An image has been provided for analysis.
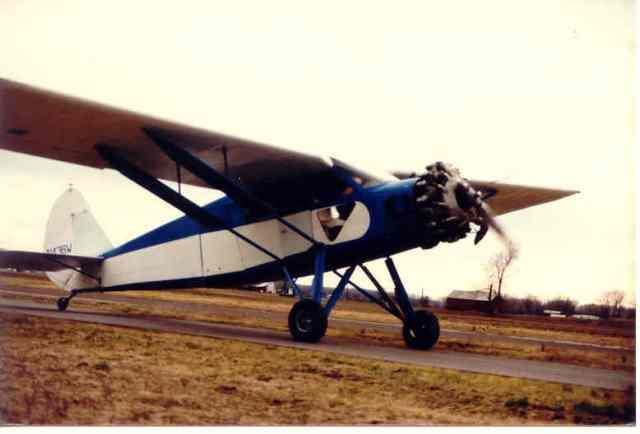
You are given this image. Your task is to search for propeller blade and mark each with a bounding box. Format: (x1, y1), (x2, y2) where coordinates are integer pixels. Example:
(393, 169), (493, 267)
(477, 202), (517, 256)
(413, 161), (517, 256)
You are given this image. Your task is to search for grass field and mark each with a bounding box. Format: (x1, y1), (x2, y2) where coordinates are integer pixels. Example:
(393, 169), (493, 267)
(123, 287), (636, 348)
(3, 272), (633, 344)
(0, 313), (634, 425)
(0, 272), (635, 373)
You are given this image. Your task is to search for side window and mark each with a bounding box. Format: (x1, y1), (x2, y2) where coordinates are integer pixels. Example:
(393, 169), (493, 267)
(317, 202), (356, 241)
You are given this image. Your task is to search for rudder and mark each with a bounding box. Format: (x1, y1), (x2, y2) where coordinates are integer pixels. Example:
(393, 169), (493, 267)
(44, 187), (112, 290)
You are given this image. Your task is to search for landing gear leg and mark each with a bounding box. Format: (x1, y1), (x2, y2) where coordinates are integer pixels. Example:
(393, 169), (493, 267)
(283, 246), (329, 342)
(385, 257), (440, 350)
(283, 247), (356, 343)
(342, 258), (440, 350)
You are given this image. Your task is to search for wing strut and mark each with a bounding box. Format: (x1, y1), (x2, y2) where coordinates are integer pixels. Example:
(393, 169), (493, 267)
(95, 144), (282, 263)
(95, 142), (326, 304)
(143, 127), (319, 247)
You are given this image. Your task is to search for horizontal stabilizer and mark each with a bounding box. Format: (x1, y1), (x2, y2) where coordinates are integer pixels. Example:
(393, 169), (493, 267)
(0, 250), (103, 272)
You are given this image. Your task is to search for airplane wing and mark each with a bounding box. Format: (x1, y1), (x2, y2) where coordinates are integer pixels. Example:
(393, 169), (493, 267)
(1, 79), (575, 217)
(1, 79), (381, 213)
(391, 170), (577, 217)
(0, 250), (103, 272)
(468, 180), (578, 216)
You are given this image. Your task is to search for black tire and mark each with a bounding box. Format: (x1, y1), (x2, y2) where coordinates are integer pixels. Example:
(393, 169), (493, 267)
(402, 310), (440, 350)
(56, 297), (69, 312)
(288, 299), (328, 343)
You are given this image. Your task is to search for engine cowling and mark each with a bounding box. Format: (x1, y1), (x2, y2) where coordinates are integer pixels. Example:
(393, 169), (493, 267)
(413, 162), (490, 249)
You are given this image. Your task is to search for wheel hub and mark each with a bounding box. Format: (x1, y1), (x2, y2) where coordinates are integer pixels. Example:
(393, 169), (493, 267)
(288, 299), (328, 343)
(294, 310), (314, 333)
(403, 310), (440, 350)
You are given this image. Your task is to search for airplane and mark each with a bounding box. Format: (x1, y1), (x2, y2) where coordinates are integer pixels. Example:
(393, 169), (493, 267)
(0, 78), (577, 350)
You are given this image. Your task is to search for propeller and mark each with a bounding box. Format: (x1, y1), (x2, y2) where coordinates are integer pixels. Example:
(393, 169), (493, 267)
(474, 199), (517, 256)
(455, 177), (517, 258)
(413, 162), (517, 256)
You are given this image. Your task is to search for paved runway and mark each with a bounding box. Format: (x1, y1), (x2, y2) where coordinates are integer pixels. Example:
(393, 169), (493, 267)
(0, 298), (634, 391)
(0, 286), (632, 354)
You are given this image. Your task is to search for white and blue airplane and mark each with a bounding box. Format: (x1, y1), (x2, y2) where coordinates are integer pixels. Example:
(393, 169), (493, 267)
(0, 79), (577, 349)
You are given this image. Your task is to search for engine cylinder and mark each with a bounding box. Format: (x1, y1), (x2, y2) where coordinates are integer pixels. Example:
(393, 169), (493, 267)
(413, 162), (483, 249)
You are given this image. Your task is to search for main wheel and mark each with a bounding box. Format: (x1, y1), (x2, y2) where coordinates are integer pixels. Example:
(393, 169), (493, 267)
(288, 299), (328, 343)
(402, 310), (440, 350)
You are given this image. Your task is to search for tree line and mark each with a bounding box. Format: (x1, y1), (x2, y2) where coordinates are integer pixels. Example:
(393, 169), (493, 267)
(479, 250), (634, 319)
(418, 290), (634, 319)
(497, 291), (634, 319)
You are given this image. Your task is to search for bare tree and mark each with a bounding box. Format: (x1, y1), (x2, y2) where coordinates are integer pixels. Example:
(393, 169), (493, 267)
(487, 248), (518, 300)
(599, 290), (626, 318)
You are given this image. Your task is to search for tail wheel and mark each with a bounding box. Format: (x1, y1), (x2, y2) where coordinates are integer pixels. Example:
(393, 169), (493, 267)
(56, 297), (69, 312)
(403, 310), (440, 350)
(288, 299), (328, 343)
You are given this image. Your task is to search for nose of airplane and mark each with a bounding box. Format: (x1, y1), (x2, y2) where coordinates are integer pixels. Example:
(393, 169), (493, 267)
(413, 162), (513, 250)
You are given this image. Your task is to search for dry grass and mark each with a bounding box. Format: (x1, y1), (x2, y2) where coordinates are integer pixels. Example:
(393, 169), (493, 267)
(0, 313), (634, 425)
(112, 287), (636, 347)
(0, 272), (635, 372)
(3, 271), (635, 338)
(2, 289), (635, 372)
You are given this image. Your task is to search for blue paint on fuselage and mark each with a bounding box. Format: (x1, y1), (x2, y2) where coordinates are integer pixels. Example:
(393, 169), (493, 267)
(99, 176), (421, 290)
(101, 197), (233, 259)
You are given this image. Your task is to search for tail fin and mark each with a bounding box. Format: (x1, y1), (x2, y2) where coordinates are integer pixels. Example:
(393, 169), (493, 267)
(44, 188), (112, 290)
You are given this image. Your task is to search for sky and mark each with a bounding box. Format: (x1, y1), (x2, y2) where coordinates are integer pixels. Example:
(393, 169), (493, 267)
(0, 0), (635, 305)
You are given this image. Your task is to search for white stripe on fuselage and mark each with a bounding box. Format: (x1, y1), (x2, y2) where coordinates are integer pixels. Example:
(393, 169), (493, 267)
(100, 202), (370, 288)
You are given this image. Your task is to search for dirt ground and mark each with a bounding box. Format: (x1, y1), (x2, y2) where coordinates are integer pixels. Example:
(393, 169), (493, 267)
(0, 313), (635, 425)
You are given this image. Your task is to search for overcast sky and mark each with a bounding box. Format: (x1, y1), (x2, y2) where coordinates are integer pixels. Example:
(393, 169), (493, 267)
(0, 0), (635, 305)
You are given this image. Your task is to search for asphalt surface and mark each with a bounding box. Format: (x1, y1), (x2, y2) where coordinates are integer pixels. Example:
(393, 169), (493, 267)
(0, 297), (634, 391)
(0, 286), (632, 354)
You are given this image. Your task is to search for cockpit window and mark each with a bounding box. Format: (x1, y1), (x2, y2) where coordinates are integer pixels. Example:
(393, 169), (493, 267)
(317, 202), (356, 241)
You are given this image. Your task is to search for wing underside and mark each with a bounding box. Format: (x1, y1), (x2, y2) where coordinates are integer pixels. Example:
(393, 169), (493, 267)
(1, 78), (577, 217)
(0, 78), (347, 212)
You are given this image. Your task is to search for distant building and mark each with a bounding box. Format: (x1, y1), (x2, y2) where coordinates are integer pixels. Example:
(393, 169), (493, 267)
(572, 314), (600, 320)
(543, 309), (564, 317)
(241, 282), (276, 294)
(445, 289), (499, 312)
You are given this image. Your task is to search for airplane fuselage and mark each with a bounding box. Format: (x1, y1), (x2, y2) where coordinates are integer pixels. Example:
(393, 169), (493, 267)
(94, 177), (422, 291)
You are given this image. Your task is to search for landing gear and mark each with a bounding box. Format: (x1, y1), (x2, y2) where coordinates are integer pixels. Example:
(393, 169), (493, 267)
(402, 310), (440, 350)
(288, 299), (328, 342)
(333, 258), (441, 350)
(283, 249), (440, 350)
(56, 297), (70, 312)
(56, 290), (78, 312)
(284, 249), (355, 344)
